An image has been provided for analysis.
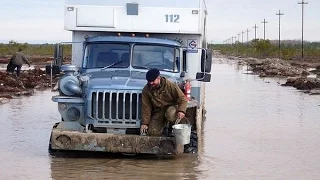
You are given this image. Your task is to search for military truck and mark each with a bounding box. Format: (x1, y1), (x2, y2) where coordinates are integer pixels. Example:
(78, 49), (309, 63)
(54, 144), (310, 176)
(49, 0), (212, 155)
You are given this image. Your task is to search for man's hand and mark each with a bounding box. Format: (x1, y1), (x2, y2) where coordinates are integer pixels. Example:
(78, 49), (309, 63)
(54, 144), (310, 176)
(140, 124), (148, 134)
(178, 112), (185, 119)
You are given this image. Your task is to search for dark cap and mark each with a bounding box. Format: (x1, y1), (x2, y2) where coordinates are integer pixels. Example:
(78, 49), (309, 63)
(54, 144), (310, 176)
(146, 68), (160, 82)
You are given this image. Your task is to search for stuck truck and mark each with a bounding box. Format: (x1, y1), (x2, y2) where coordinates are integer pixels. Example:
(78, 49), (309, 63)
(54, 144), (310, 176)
(49, 0), (212, 155)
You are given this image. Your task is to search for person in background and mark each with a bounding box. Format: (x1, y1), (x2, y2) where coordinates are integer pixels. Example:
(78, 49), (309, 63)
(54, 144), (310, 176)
(140, 68), (188, 136)
(9, 48), (31, 78)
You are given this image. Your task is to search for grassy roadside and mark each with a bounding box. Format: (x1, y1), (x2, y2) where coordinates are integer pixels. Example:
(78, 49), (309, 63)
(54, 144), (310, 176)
(0, 41), (72, 65)
(211, 39), (320, 62)
(0, 41), (71, 57)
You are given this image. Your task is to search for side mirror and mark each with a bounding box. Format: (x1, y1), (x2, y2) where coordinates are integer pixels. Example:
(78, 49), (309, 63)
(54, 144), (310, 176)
(180, 71), (186, 78)
(182, 50), (187, 72)
(196, 72), (211, 82)
(201, 49), (212, 73)
(54, 44), (64, 66)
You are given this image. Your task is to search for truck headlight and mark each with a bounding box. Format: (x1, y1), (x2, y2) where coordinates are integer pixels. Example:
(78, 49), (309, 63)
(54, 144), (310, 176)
(66, 107), (81, 121)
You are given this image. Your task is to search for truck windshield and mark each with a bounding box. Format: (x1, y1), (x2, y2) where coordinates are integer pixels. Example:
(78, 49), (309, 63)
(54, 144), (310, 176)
(83, 43), (130, 69)
(83, 43), (180, 72)
(132, 45), (179, 72)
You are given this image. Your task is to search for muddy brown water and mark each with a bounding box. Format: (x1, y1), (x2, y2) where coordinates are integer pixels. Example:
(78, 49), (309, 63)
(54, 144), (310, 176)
(1, 57), (320, 180)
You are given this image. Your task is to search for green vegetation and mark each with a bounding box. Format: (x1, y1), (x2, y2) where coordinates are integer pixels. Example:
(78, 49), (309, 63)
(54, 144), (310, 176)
(0, 40), (72, 57)
(211, 39), (320, 61)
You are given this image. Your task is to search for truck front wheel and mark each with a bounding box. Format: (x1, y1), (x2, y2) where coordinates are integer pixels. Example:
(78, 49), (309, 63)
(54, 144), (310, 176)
(184, 131), (198, 153)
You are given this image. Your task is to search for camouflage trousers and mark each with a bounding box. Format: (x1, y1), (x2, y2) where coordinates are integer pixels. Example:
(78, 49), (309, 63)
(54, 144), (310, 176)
(148, 105), (178, 136)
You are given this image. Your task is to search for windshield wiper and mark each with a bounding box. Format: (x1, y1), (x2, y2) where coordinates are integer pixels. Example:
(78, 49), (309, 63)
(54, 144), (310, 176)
(132, 65), (149, 70)
(101, 60), (126, 71)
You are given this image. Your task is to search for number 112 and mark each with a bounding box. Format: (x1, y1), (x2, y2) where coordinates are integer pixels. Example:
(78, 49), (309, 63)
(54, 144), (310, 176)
(165, 14), (180, 23)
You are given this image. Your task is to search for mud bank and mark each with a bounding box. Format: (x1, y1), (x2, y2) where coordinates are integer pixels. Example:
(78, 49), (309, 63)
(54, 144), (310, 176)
(281, 77), (320, 95)
(0, 55), (72, 104)
(215, 51), (320, 94)
(244, 58), (310, 77)
(244, 58), (320, 93)
(0, 68), (59, 104)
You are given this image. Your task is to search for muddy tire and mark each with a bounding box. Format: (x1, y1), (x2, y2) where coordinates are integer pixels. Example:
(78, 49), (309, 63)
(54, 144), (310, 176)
(48, 134), (55, 155)
(48, 123), (59, 155)
(48, 135), (60, 156)
(184, 131), (198, 153)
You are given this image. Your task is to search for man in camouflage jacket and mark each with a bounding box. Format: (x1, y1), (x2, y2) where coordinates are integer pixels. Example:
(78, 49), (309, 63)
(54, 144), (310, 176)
(140, 68), (188, 136)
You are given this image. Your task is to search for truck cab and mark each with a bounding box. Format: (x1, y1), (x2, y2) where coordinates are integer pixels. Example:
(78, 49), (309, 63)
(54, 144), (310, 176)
(49, 0), (212, 155)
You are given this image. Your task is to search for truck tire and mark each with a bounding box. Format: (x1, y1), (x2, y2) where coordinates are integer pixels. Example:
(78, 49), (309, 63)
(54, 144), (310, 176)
(48, 134), (55, 155)
(48, 123), (59, 155)
(184, 131), (198, 153)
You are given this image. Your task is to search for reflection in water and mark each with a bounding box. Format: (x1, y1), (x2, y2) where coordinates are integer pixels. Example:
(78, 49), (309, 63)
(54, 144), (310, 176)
(0, 91), (60, 180)
(50, 154), (202, 180)
(297, 94), (306, 127)
(1, 58), (320, 179)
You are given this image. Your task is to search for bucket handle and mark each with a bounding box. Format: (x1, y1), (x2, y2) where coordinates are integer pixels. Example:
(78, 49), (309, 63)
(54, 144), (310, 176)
(175, 117), (190, 125)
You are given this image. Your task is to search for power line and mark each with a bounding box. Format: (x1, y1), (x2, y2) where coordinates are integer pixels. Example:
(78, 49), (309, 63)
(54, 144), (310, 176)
(276, 10), (284, 59)
(232, 36), (236, 44)
(261, 19), (268, 40)
(298, 0), (308, 59)
(253, 24), (258, 40)
(222, 1), (315, 44)
(241, 31), (245, 43)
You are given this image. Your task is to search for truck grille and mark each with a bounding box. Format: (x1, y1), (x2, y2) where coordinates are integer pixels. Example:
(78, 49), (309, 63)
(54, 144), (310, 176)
(90, 90), (142, 127)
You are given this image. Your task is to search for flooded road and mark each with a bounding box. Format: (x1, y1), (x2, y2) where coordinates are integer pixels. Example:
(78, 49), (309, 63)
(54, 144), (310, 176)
(1, 57), (320, 179)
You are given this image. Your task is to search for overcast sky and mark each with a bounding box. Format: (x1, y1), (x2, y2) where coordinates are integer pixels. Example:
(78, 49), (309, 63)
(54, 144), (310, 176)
(0, 0), (319, 44)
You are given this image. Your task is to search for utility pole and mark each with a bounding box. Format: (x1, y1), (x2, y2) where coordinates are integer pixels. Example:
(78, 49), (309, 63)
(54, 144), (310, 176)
(298, 0), (308, 59)
(232, 36), (236, 44)
(261, 19), (268, 40)
(241, 31), (245, 44)
(253, 24), (258, 40)
(236, 33), (240, 55)
(246, 28), (250, 43)
(276, 10), (284, 60)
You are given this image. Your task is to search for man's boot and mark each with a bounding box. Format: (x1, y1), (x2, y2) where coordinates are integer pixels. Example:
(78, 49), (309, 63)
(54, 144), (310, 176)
(167, 122), (174, 137)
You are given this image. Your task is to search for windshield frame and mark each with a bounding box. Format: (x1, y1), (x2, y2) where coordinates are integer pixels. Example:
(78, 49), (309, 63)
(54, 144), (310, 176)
(82, 42), (181, 73)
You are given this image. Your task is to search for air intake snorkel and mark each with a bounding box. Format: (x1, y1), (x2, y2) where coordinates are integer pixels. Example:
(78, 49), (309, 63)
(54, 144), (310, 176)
(58, 65), (82, 96)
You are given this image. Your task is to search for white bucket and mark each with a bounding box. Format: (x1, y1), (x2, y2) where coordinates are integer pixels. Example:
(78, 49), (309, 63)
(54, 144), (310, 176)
(172, 124), (191, 145)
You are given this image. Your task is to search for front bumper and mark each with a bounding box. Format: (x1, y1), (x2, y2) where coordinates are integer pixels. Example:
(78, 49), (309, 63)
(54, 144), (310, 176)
(50, 127), (183, 155)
